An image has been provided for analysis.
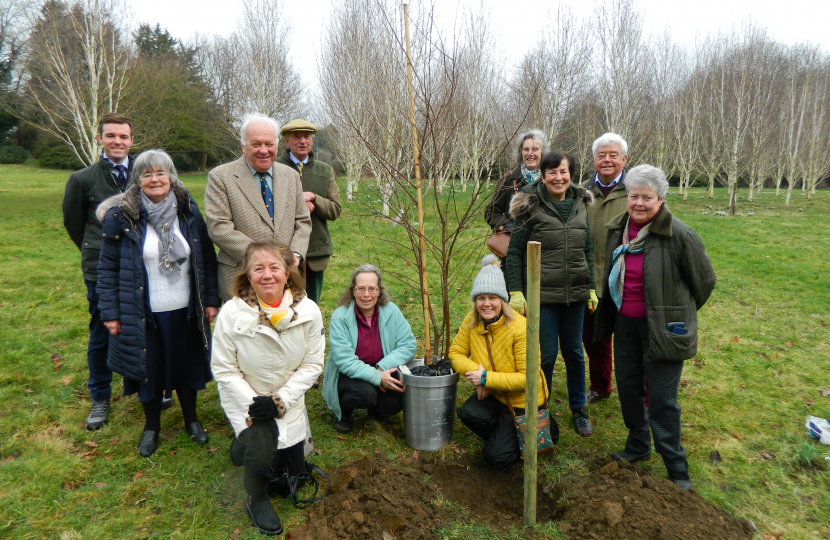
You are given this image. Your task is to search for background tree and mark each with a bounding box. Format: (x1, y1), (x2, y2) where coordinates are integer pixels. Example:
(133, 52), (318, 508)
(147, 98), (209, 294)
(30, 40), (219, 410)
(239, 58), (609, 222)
(22, 0), (131, 166)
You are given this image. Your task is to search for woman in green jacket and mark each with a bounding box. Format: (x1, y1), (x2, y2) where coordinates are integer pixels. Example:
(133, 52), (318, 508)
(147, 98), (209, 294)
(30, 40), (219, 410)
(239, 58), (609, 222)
(506, 152), (597, 437)
(323, 264), (416, 434)
(595, 164), (715, 490)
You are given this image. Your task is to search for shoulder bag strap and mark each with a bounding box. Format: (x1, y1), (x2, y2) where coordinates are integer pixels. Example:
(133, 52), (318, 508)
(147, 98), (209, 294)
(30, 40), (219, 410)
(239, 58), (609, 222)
(484, 333), (516, 416)
(484, 333), (548, 413)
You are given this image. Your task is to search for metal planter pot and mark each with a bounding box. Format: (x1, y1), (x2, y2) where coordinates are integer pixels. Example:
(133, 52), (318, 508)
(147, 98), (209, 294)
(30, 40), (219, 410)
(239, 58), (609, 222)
(401, 359), (459, 452)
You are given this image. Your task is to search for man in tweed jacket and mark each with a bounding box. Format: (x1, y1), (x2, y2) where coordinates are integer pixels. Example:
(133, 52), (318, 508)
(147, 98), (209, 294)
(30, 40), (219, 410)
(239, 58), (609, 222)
(205, 114), (312, 301)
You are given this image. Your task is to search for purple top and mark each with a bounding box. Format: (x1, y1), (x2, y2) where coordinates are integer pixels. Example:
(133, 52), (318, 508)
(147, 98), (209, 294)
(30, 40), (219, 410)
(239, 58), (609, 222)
(354, 304), (383, 366)
(619, 215), (656, 318)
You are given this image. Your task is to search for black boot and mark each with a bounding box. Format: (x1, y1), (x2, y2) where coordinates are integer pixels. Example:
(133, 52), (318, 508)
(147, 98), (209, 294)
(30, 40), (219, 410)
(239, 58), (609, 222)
(185, 421), (209, 445)
(333, 409), (353, 433)
(138, 431), (159, 457)
(246, 494), (283, 535)
(242, 422), (282, 534)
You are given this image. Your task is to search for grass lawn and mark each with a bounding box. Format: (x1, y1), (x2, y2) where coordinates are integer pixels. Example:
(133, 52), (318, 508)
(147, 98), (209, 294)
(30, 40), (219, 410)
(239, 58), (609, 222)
(0, 163), (828, 539)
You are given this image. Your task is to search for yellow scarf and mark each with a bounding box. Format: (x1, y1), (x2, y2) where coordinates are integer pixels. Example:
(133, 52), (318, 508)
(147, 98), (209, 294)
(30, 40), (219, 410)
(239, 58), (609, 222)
(257, 289), (294, 328)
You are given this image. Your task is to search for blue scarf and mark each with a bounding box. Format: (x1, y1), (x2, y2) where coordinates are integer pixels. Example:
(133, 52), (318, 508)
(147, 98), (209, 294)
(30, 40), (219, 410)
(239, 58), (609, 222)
(608, 217), (651, 310)
(520, 164), (540, 184)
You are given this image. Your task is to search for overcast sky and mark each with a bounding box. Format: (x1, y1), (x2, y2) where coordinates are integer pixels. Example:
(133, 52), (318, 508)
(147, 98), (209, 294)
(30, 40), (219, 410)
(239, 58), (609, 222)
(132, 0), (830, 88)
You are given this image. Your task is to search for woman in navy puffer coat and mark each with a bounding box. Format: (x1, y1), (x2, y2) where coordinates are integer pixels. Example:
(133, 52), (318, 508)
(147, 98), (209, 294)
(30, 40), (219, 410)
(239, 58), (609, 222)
(97, 149), (220, 457)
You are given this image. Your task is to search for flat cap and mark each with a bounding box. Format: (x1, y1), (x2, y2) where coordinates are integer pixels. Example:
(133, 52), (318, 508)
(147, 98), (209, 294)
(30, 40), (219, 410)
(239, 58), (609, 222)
(280, 119), (318, 136)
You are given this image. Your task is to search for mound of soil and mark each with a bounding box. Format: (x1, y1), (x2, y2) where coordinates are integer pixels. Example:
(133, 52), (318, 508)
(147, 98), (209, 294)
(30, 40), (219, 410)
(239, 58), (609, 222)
(556, 460), (756, 540)
(289, 453), (756, 540)
(289, 454), (451, 540)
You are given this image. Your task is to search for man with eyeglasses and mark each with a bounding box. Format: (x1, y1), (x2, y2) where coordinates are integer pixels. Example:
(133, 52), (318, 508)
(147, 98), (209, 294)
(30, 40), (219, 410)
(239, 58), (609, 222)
(62, 112), (135, 430)
(581, 133), (630, 406)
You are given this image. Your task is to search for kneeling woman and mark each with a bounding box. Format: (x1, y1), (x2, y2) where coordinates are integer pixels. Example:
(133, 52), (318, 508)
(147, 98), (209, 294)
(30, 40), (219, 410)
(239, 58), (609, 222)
(97, 149), (219, 457)
(323, 264), (416, 433)
(211, 243), (324, 535)
(449, 256), (551, 467)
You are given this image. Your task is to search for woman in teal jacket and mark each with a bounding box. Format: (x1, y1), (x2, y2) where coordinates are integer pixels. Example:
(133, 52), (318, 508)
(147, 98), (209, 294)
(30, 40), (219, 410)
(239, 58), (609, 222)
(323, 264), (416, 433)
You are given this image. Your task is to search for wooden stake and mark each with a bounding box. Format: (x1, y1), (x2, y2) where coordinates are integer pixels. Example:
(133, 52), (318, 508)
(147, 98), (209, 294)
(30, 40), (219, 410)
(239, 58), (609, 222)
(403, 3), (432, 363)
(524, 241), (541, 527)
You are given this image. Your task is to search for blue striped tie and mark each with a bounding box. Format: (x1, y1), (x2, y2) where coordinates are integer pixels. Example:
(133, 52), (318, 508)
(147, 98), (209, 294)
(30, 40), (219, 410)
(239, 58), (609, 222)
(259, 172), (274, 222)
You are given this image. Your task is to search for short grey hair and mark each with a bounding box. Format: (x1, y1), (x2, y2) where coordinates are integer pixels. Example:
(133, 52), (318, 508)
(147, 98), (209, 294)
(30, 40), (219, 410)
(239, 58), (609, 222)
(130, 149), (184, 190)
(625, 164), (668, 199)
(239, 113), (280, 146)
(515, 129), (548, 167)
(336, 263), (391, 308)
(591, 132), (628, 157)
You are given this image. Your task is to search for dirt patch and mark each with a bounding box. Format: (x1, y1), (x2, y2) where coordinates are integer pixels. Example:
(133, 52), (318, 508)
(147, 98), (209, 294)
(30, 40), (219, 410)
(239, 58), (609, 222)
(289, 454), (451, 540)
(556, 460), (756, 540)
(290, 453), (755, 540)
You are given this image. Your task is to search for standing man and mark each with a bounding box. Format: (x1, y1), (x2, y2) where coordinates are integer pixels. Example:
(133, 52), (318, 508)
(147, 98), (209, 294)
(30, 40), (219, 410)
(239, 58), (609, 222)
(582, 133), (629, 404)
(276, 120), (341, 304)
(62, 112), (134, 430)
(204, 114), (312, 301)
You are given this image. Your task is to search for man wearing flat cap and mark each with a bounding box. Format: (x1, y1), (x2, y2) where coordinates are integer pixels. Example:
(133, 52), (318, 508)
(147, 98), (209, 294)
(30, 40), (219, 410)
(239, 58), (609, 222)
(204, 113), (312, 301)
(276, 119), (341, 304)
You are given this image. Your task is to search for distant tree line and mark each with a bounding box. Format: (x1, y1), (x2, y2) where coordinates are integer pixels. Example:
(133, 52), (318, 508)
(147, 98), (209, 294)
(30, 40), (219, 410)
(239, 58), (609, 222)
(1, 0), (828, 212)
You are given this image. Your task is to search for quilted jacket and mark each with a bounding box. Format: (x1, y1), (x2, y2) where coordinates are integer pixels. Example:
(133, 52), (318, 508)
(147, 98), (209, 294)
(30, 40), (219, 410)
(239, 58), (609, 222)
(96, 184), (220, 383)
(448, 311), (547, 409)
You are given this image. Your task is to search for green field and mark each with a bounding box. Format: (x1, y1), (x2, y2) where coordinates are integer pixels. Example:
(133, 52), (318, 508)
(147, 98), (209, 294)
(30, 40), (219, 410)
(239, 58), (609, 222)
(0, 163), (828, 539)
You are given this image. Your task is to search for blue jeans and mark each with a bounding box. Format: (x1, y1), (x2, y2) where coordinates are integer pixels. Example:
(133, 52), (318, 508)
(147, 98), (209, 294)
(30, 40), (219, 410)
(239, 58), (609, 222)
(86, 280), (112, 401)
(539, 302), (586, 409)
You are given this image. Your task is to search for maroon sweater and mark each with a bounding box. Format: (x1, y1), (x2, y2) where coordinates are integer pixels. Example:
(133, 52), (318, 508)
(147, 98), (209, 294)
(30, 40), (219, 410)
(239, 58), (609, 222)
(619, 215), (656, 318)
(354, 304), (383, 366)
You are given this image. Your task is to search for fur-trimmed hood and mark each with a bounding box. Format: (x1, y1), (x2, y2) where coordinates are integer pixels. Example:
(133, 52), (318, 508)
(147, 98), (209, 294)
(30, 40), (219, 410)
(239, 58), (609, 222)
(96, 182), (190, 222)
(509, 184), (594, 219)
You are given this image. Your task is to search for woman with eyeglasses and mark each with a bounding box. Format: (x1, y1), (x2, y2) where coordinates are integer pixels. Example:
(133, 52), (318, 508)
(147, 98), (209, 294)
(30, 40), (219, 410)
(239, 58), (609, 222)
(97, 149), (220, 457)
(322, 264), (416, 433)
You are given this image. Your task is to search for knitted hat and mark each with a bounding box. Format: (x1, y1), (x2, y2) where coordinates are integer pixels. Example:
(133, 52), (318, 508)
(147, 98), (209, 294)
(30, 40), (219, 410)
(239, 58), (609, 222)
(470, 254), (509, 303)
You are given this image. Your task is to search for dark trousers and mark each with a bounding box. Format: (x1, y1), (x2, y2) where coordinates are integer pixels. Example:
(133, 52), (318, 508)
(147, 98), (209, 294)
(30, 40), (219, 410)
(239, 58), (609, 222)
(242, 422), (305, 496)
(583, 307), (613, 394)
(539, 302), (586, 409)
(85, 280), (112, 402)
(614, 312), (688, 477)
(458, 394), (521, 468)
(337, 373), (403, 418)
(305, 266), (325, 305)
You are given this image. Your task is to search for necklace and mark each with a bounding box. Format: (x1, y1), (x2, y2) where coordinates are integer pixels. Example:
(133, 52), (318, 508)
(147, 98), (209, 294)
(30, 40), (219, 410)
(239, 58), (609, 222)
(159, 223), (175, 270)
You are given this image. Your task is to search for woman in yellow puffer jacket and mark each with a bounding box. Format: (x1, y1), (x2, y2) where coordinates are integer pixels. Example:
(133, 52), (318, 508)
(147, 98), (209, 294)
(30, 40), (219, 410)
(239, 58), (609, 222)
(449, 255), (553, 467)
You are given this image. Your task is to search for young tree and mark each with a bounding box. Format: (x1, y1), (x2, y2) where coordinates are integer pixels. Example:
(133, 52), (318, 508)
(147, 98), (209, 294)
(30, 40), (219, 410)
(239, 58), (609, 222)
(22, 0), (132, 166)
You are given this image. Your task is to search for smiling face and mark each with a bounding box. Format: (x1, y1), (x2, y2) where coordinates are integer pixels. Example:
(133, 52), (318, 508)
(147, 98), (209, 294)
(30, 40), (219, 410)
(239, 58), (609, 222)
(521, 138), (543, 171)
(248, 249), (289, 304)
(242, 120), (278, 173)
(475, 294), (503, 321)
(594, 144), (628, 183)
(139, 166), (171, 203)
(284, 131), (313, 162)
(353, 272), (380, 316)
(97, 123), (133, 163)
(627, 185), (665, 224)
(542, 157), (571, 201)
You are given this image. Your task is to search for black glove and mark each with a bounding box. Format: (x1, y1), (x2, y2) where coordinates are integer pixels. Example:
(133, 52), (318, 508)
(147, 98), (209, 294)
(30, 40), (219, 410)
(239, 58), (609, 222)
(248, 395), (284, 423)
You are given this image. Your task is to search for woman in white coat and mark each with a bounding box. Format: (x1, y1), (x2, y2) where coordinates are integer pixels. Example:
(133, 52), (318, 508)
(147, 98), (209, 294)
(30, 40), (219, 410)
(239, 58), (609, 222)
(211, 242), (324, 536)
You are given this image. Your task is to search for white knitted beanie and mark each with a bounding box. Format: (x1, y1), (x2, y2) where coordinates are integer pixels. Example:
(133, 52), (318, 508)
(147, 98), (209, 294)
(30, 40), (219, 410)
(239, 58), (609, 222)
(470, 254), (509, 303)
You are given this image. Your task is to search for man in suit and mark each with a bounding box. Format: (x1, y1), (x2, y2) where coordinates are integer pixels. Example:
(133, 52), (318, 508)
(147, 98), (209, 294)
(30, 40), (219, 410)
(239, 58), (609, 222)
(275, 119), (341, 305)
(581, 132), (629, 404)
(205, 114), (312, 301)
(62, 112), (134, 430)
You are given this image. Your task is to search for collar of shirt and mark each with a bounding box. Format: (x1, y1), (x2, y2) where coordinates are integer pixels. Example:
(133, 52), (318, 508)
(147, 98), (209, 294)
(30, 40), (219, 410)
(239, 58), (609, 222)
(246, 162), (272, 192)
(102, 154), (129, 169)
(595, 171), (622, 189)
(288, 152), (309, 167)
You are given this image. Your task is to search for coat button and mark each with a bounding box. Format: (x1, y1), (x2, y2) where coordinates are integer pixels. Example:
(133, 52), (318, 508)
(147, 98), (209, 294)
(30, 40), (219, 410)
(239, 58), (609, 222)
(140, 287), (144, 290)
(126, 229), (130, 232)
